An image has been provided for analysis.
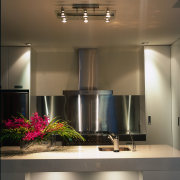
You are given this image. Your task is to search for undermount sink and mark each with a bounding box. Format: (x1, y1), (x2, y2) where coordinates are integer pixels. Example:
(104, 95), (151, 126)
(98, 146), (130, 151)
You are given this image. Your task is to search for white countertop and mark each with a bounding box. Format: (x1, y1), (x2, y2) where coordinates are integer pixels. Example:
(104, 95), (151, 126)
(1, 145), (180, 172)
(1, 145), (180, 159)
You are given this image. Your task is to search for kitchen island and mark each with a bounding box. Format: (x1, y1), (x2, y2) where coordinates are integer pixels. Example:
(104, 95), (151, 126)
(1, 145), (180, 180)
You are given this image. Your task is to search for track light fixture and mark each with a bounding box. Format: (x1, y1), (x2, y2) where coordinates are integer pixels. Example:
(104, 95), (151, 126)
(83, 10), (88, 18)
(106, 9), (111, 18)
(61, 7), (65, 18)
(83, 10), (88, 23)
(56, 4), (115, 23)
(61, 7), (67, 23)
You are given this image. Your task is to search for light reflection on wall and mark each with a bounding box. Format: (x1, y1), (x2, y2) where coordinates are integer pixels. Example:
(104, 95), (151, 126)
(8, 49), (30, 89)
(26, 171), (141, 180)
(18, 50), (31, 89)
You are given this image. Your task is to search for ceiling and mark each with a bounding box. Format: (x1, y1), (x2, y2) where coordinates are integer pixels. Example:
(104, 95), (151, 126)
(1, 0), (180, 50)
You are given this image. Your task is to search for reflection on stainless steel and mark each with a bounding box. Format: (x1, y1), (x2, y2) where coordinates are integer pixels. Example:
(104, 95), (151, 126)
(113, 95), (146, 134)
(63, 48), (114, 134)
(35, 95), (146, 135)
(78, 94), (82, 132)
(36, 96), (65, 120)
(44, 96), (49, 118)
(96, 94), (99, 132)
(63, 90), (113, 133)
(127, 130), (136, 151)
(78, 48), (97, 90)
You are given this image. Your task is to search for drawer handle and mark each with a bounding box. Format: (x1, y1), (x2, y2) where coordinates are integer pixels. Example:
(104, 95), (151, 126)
(14, 85), (23, 88)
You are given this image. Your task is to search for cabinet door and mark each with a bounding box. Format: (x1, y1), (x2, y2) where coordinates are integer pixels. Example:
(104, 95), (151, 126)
(8, 47), (30, 89)
(171, 40), (180, 150)
(143, 171), (180, 180)
(1, 47), (9, 89)
(144, 46), (172, 145)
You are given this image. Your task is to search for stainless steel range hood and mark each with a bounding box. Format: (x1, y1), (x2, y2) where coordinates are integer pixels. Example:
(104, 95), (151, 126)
(63, 48), (113, 133)
(63, 49), (146, 135)
(78, 48), (97, 90)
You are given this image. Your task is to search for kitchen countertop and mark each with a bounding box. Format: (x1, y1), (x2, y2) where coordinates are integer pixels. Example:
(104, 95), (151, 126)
(1, 145), (180, 172)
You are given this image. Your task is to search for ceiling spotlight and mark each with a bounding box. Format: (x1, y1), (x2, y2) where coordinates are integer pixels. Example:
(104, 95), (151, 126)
(141, 42), (149, 45)
(62, 17), (67, 23)
(25, 43), (31, 46)
(105, 18), (110, 23)
(106, 9), (111, 18)
(83, 10), (88, 18)
(61, 7), (66, 18)
(84, 17), (88, 23)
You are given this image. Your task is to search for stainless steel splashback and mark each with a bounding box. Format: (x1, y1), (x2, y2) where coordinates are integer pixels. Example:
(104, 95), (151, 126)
(78, 48), (97, 90)
(63, 90), (113, 133)
(35, 95), (146, 135)
(113, 95), (146, 134)
(36, 96), (65, 120)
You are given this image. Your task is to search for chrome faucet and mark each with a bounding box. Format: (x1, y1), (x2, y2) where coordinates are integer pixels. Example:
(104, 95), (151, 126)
(108, 134), (119, 152)
(127, 131), (136, 152)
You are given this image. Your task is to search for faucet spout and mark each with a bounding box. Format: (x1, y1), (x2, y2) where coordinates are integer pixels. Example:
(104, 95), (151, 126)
(108, 134), (114, 143)
(108, 134), (119, 152)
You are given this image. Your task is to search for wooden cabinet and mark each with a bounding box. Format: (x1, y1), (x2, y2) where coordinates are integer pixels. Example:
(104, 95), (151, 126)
(1, 47), (31, 89)
(144, 46), (172, 145)
(171, 40), (180, 150)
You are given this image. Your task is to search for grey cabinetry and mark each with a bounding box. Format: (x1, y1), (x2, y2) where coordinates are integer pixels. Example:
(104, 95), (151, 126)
(171, 39), (180, 150)
(1, 47), (30, 89)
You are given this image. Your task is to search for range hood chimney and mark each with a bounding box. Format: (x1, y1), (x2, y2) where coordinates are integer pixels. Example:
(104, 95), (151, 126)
(78, 48), (97, 90)
(63, 48), (113, 133)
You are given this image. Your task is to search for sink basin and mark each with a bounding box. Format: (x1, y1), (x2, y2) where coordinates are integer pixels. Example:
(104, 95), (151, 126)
(98, 146), (130, 151)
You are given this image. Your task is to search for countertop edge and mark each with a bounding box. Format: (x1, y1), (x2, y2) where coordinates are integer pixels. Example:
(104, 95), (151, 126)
(2, 157), (180, 172)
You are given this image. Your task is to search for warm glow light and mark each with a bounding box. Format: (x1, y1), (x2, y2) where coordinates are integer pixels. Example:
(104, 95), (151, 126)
(16, 50), (30, 89)
(26, 171), (141, 180)
(144, 48), (162, 93)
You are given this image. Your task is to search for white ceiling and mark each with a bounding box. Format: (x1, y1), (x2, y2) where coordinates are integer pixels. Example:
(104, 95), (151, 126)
(1, 0), (180, 49)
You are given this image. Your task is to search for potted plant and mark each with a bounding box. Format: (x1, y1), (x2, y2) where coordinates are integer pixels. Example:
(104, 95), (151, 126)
(0, 112), (85, 152)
